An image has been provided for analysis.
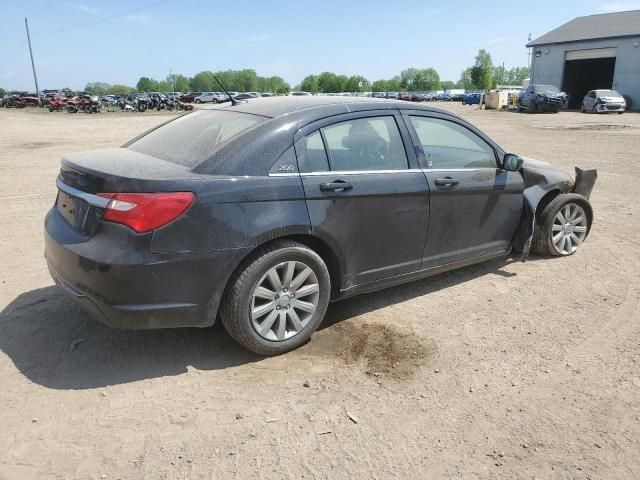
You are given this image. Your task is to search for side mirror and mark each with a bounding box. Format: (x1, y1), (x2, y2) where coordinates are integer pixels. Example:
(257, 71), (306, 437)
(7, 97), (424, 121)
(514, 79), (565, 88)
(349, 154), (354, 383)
(503, 153), (523, 171)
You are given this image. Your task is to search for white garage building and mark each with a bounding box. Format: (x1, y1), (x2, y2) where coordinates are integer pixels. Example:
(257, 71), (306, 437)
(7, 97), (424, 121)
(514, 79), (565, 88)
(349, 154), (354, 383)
(527, 10), (640, 110)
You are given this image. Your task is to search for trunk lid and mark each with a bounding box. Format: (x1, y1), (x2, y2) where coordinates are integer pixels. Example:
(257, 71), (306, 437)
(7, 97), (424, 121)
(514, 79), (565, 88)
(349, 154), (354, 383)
(56, 147), (201, 235)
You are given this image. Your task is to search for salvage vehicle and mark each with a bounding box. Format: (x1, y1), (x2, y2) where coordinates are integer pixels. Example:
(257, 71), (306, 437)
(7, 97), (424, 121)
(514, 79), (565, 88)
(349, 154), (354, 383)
(45, 97), (596, 355)
(581, 89), (626, 114)
(518, 84), (568, 113)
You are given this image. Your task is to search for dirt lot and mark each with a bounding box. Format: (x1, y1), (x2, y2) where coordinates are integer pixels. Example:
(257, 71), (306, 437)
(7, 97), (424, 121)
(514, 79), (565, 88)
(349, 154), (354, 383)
(1, 104), (639, 480)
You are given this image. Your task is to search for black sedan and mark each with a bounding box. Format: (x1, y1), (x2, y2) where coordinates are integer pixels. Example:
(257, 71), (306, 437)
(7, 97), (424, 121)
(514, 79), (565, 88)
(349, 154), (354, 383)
(45, 97), (597, 355)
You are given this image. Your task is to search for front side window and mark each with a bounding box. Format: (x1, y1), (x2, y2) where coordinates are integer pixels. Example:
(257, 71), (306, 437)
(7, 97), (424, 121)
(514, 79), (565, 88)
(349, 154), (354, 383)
(409, 116), (496, 169)
(320, 116), (408, 171)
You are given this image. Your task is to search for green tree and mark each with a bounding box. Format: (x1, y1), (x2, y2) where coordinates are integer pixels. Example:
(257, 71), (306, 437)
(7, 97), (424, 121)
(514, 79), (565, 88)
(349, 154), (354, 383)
(470, 49), (493, 90)
(399, 68), (419, 90)
(345, 75), (370, 92)
(136, 77), (158, 92)
(457, 68), (475, 89)
(164, 74), (189, 92)
(371, 79), (388, 92)
(190, 71), (216, 91)
(507, 66), (530, 86)
(317, 71), (341, 93)
(386, 76), (402, 91)
(299, 74), (319, 93)
(441, 80), (456, 90)
(84, 82), (111, 95)
(106, 84), (136, 95)
(414, 68), (441, 91)
(266, 76), (290, 93)
(492, 65), (506, 88)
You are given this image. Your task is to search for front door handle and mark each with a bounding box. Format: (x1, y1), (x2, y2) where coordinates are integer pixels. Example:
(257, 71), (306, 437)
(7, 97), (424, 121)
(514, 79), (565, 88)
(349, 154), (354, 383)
(434, 177), (459, 187)
(320, 181), (353, 193)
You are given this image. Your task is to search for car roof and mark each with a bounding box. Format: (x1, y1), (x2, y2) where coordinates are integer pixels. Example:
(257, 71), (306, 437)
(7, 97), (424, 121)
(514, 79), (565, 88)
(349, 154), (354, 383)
(200, 96), (450, 119)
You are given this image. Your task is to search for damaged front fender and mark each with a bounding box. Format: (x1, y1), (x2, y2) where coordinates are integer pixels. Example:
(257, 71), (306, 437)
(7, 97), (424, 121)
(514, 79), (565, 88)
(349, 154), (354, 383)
(513, 158), (597, 261)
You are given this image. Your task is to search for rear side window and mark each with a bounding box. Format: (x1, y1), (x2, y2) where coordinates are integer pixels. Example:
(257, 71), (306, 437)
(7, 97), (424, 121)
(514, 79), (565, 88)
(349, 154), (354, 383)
(128, 110), (266, 167)
(303, 131), (330, 172)
(316, 116), (408, 171)
(409, 116), (496, 169)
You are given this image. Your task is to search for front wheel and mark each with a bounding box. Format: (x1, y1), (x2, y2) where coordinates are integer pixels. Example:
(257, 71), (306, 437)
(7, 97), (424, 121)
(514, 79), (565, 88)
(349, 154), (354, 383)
(221, 240), (331, 355)
(531, 193), (592, 256)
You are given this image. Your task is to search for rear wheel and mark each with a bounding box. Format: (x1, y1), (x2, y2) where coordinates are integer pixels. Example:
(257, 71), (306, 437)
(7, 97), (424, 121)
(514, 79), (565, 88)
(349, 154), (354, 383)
(221, 240), (331, 355)
(531, 193), (592, 256)
(195, 99), (201, 104)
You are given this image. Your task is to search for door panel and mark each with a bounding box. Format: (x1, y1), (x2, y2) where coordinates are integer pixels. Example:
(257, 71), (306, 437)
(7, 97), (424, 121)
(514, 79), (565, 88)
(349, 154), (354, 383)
(422, 168), (523, 268)
(295, 112), (429, 290)
(301, 171), (429, 287)
(402, 113), (524, 268)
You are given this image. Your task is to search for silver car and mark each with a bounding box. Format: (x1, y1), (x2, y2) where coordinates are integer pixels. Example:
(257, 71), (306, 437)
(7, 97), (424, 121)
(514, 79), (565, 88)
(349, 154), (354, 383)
(581, 89), (626, 114)
(194, 92), (226, 104)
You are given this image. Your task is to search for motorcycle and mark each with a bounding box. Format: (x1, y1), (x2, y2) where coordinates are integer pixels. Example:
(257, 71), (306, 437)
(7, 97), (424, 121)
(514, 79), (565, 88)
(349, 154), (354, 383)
(66, 95), (101, 113)
(48, 97), (68, 112)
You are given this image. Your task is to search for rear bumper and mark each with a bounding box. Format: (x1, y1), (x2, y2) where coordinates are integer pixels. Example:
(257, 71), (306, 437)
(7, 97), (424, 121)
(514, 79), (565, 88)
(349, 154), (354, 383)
(44, 207), (249, 329)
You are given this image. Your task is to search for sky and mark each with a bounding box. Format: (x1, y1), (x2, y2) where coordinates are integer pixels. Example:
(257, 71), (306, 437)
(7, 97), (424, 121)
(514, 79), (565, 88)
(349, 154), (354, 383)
(2, 0), (640, 91)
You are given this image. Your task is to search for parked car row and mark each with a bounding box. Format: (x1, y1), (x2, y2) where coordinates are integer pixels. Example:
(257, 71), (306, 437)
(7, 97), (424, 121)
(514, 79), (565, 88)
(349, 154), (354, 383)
(517, 85), (627, 114)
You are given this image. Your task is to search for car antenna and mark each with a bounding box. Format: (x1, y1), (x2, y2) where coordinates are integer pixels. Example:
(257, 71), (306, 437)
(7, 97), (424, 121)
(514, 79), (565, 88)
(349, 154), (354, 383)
(212, 73), (245, 106)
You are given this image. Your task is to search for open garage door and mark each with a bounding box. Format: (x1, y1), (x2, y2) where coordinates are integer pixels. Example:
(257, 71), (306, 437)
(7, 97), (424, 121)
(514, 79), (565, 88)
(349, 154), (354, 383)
(562, 48), (616, 109)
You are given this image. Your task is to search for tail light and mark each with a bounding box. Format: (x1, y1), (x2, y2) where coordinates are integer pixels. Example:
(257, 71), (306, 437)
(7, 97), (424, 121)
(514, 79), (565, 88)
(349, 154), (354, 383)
(96, 192), (195, 233)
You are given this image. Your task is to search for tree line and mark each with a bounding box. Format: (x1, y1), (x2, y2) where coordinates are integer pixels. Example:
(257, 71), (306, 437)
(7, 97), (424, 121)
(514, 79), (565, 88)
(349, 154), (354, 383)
(41, 50), (530, 96)
(83, 69), (290, 95)
(294, 50), (528, 93)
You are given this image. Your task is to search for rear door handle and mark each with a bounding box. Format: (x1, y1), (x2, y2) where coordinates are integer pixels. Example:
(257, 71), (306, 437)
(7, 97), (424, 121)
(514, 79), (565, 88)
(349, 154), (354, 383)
(434, 177), (459, 187)
(320, 181), (353, 193)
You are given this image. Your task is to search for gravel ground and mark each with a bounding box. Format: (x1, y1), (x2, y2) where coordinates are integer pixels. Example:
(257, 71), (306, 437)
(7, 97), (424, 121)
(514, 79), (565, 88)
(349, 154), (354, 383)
(0, 104), (639, 480)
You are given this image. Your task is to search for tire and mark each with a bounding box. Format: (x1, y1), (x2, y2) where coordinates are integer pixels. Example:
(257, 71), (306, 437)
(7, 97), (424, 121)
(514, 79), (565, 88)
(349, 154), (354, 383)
(592, 104), (598, 114)
(531, 193), (593, 257)
(195, 99), (201, 104)
(213, 99), (218, 104)
(580, 103), (585, 113)
(529, 102), (538, 113)
(220, 240), (331, 355)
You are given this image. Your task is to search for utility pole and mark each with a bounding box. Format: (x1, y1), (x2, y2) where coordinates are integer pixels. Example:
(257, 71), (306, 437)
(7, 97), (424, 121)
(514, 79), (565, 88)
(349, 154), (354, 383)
(527, 33), (532, 71)
(24, 18), (41, 106)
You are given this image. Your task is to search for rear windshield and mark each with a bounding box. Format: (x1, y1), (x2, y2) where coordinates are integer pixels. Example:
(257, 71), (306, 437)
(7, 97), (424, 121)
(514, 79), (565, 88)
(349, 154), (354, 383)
(128, 110), (266, 167)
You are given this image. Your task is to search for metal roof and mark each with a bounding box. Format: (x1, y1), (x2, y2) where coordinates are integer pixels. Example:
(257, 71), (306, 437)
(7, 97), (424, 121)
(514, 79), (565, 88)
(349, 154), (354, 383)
(203, 96), (415, 119)
(528, 10), (640, 46)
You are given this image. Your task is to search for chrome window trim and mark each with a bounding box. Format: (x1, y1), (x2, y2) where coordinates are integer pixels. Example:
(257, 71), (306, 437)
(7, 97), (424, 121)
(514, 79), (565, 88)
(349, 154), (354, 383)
(56, 177), (110, 208)
(268, 167), (500, 177)
(421, 167), (499, 172)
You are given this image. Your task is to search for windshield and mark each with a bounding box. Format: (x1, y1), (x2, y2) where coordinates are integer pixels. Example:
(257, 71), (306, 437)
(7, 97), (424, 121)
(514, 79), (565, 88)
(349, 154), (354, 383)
(596, 90), (621, 97)
(128, 110), (266, 167)
(534, 85), (560, 93)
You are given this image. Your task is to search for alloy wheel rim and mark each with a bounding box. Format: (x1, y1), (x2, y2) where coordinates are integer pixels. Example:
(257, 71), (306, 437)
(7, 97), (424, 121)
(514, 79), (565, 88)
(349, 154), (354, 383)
(250, 261), (320, 341)
(551, 203), (588, 255)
